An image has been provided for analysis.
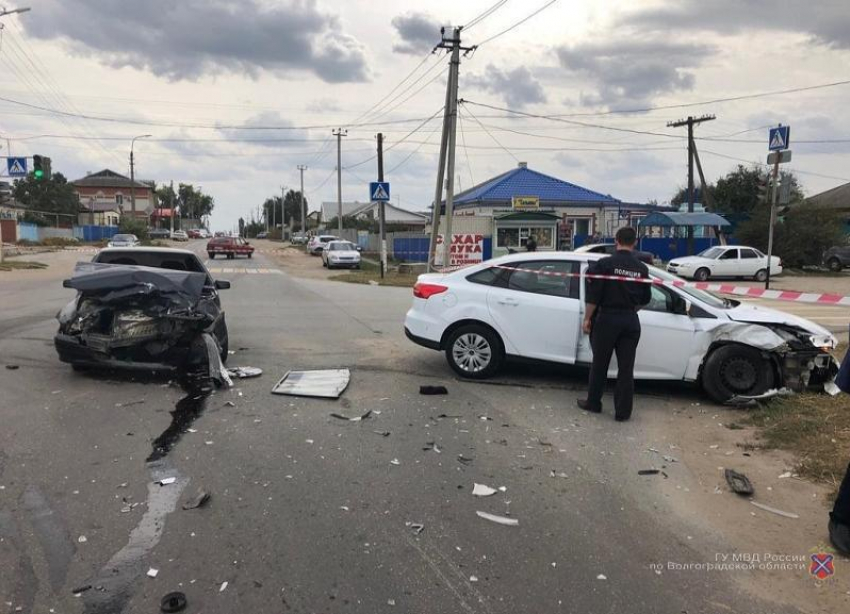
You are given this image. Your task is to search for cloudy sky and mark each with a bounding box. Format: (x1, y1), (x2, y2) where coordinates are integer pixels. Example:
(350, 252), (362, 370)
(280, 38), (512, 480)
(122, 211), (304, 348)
(1, 0), (848, 231)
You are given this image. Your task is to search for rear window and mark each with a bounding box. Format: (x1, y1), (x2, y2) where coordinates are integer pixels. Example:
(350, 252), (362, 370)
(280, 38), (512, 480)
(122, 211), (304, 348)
(209, 237), (231, 245)
(95, 251), (206, 274)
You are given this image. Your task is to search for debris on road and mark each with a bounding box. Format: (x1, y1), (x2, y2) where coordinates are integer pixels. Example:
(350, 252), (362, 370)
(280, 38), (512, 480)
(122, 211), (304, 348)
(638, 469), (660, 476)
(419, 385), (448, 395)
(330, 410), (372, 421)
(726, 387), (794, 407)
(4, 364), (19, 370)
(390, 458), (401, 466)
(476, 510), (519, 526)
(272, 369), (350, 398)
(147, 568), (159, 578)
(226, 366), (263, 379)
(662, 455), (678, 463)
(71, 585), (92, 595)
(725, 469), (755, 495)
(224, 401), (236, 407)
(219, 581), (228, 592)
(596, 574), (607, 580)
(472, 483), (498, 497)
(405, 522), (425, 535)
(372, 430), (391, 437)
(457, 455), (474, 465)
(750, 501), (799, 519)
(423, 441), (441, 453)
(182, 489), (211, 510)
(160, 591), (187, 613)
(157, 477), (177, 486)
(78, 535), (87, 543)
(469, 575), (479, 582)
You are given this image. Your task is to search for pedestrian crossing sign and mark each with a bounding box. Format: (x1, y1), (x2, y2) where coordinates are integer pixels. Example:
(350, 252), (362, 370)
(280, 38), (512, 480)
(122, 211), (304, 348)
(7, 157), (27, 177)
(768, 125), (790, 151)
(370, 181), (390, 202)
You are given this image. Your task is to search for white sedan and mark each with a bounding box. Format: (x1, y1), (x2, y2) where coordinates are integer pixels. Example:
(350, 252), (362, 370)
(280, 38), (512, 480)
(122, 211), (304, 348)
(404, 251), (836, 403)
(322, 240), (361, 269)
(107, 234), (139, 248)
(667, 246), (781, 282)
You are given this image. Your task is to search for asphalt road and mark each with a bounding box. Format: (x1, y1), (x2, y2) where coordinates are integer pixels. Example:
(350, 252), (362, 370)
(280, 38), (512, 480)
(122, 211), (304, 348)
(0, 245), (806, 613)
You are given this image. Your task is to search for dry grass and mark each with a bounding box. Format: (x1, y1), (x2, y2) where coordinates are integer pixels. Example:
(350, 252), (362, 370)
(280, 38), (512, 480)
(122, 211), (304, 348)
(328, 261), (419, 288)
(0, 260), (48, 271)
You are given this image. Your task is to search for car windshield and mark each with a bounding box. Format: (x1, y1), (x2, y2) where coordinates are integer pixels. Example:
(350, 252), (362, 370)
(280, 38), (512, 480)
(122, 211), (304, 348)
(650, 266), (730, 308)
(112, 235), (136, 242)
(697, 247), (724, 259)
(329, 243), (354, 251)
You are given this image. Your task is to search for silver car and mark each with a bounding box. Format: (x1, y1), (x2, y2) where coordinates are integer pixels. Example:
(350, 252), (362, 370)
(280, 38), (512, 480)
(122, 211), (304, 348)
(107, 234), (140, 248)
(322, 241), (362, 269)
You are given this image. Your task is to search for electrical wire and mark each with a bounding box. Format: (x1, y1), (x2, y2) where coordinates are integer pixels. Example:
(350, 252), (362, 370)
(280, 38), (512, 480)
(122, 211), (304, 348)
(473, 0), (560, 47)
(362, 57), (448, 125)
(464, 0), (509, 30)
(348, 52), (435, 126)
(699, 149), (850, 183)
(344, 105), (445, 170)
(459, 104), (518, 162)
(387, 119), (440, 174)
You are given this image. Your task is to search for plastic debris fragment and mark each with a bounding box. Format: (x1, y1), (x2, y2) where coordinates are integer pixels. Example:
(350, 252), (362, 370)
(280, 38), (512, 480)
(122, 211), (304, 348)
(476, 510), (518, 526)
(472, 483), (498, 497)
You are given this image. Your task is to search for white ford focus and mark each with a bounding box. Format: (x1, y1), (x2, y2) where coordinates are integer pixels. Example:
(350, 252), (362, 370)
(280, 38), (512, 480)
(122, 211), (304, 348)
(404, 252), (837, 403)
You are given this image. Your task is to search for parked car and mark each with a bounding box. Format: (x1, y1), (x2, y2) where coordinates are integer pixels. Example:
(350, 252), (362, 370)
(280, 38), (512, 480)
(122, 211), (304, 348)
(667, 246), (781, 282)
(107, 234), (140, 248)
(206, 236), (255, 259)
(574, 242), (655, 265)
(823, 245), (850, 272)
(307, 234), (339, 255)
(322, 241), (361, 269)
(55, 247), (231, 375)
(171, 230), (189, 242)
(149, 228), (171, 240)
(291, 233), (308, 245)
(257, 231), (268, 239)
(404, 251), (836, 403)
(187, 229), (202, 239)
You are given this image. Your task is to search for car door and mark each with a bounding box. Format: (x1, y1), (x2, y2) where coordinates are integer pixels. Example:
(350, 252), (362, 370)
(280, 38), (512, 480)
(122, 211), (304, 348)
(738, 248), (761, 276)
(714, 248), (739, 277)
(486, 259), (582, 364)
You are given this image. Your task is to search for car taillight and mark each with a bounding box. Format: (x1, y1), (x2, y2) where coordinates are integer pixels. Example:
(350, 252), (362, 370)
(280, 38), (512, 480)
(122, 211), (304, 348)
(413, 283), (448, 299)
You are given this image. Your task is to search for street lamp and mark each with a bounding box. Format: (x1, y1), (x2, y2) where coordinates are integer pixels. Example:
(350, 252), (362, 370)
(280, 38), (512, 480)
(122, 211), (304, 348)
(129, 134), (152, 217)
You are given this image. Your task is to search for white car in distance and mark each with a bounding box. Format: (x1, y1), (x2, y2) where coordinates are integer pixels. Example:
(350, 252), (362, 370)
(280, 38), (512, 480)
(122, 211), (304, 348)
(307, 234), (340, 255)
(404, 251), (835, 403)
(322, 240), (361, 269)
(667, 246), (781, 282)
(107, 234), (140, 248)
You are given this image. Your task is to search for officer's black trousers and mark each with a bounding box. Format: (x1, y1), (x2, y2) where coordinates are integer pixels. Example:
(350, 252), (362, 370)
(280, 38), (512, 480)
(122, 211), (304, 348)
(587, 310), (641, 419)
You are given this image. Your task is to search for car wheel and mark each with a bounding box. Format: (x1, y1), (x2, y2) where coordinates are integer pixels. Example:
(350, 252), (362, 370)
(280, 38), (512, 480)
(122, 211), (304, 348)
(702, 344), (774, 404)
(247, 253), (252, 259)
(71, 364), (89, 373)
(694, 267), (710, 282)
(445, 324), (504, 379)
(208, 253), (215, 259)
(827, 257), (842, 272)
(754, 269), (767, 282)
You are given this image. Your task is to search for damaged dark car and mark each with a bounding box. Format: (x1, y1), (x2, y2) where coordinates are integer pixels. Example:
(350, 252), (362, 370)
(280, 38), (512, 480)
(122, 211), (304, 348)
(55, 248), (231, 380)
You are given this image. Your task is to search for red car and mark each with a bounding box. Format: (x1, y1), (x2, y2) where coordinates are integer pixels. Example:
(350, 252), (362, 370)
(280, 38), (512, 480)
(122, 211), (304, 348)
(187, 229), (202, 239)
(207, 236), (255, 259)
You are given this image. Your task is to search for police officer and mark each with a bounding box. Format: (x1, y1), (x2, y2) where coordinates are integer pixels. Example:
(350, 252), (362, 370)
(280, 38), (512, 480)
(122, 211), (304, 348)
(577, 226), (651, 421)
(526, 234), (537, 252)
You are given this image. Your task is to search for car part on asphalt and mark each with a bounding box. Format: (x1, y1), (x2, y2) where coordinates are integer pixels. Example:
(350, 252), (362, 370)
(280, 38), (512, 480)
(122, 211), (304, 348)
(472, 483), (498, 497)
(271, 369), (351, 398)
(637, 469), (660, 476)
(726, 387), (794, 406)
(476, 510), (519, 526)
(147, 568), (159, 578)
(330, 410), (372, 421)
(226, 366), (263, 379)
(5, 364), (18, 369)
(750, 501), (799, 519)
(160, 591), (188, 613)
(181, 489), (211, 510)
(419, 385), (448, 395)
(72, 585), (93, 595)
(724, 469), (755, 495)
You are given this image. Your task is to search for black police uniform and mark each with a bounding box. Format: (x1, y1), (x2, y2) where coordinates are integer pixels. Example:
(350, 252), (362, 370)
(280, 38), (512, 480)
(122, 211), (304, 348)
(584, 250), (651, 420)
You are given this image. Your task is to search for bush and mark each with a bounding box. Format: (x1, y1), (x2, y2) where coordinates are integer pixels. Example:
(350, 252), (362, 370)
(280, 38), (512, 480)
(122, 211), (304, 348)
(735, 204), (844, 267)
(42, 236), (80, 247)
(118, 217), (150, 241)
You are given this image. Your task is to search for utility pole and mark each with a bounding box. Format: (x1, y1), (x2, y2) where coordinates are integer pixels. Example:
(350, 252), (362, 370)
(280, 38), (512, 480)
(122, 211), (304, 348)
(765, 129), (783, 290)
(333, 128), (347, 235)
(427, 27), (473, 271)
(129, 134), (152, 218)
(667, 115), (715, 255)
(298, 165), (307, 237)
(377, 133), (386, 278)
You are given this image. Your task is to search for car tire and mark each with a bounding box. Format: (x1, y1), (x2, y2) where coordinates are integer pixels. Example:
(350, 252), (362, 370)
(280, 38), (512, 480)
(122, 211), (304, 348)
(445, 324), (504, 380)
(702, 344), (774, 404)
(754, 269), (767, 282)
(694, 267), (710, 282)
(827, 258), (842, 272)
(208, 253), (215, 259)
(247, 253), (252, 259)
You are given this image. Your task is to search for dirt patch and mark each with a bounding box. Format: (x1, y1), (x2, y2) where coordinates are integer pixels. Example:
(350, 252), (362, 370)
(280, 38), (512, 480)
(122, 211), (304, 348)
(0, 260), (48, 271)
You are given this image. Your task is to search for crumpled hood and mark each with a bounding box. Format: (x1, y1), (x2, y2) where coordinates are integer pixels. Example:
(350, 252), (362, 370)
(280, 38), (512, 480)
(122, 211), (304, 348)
(726, 303), (835, 343)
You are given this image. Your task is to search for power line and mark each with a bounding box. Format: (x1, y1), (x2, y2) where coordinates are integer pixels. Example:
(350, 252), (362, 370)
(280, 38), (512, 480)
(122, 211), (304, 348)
(460, 104), (517, 162)
(362, 57), (448, 125)
(458, 109), (475, 188)
(348, 52), (435, 126)
(699, 148), (850, 183)
(473, 0), (560, 47)
(464, 0), (509, 30)
(344, 105), (445, 170)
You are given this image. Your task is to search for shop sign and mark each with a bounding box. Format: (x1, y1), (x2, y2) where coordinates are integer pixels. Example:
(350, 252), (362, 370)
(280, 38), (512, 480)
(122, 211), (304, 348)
(511, 196), (540, 211)
(434, 233), (485, 267)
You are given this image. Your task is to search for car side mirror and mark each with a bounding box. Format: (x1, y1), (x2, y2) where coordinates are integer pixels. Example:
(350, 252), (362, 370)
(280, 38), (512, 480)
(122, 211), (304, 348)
(681, 298), (692, 316)
(63, 279), (73, 288)
(214, 280), (231, 290)
(356, 246), (363, 252)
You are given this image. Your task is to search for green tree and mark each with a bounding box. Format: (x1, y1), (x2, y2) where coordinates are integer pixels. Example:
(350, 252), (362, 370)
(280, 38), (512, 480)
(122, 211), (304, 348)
(13, 172), (80, 216)
(177, 183), (214, 219)
(263, 189), (307, 228)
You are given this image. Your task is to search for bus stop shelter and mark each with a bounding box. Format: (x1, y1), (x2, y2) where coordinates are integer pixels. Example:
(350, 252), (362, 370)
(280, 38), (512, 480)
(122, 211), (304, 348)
(638, 211), (731, 260)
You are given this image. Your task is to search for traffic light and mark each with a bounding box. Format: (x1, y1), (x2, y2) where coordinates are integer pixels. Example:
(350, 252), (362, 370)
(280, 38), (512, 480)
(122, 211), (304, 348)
(33, 155), (44, 179)
(31, 155), (52, 181)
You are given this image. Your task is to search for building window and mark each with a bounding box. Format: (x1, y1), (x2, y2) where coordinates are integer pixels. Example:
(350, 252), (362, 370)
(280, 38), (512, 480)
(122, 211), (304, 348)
(115, 194), (124, 205)
(496, 226), (554, 249)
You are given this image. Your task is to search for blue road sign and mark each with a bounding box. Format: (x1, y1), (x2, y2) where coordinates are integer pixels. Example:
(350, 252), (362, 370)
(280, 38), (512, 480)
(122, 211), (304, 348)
(7, 157), (27, 177)
(370, 181), (390, 202)
(768, 125), (790, 151)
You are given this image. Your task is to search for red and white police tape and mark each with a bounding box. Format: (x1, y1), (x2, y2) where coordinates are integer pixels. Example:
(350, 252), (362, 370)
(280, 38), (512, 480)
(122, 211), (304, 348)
(429, 262), (850, 306)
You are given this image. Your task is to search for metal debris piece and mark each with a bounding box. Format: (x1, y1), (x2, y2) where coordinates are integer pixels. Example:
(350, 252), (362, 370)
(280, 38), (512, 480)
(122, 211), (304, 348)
(638, 469), (660, 476)
(419, 385), (448, 395)
(472, 483), (498, 497)
(226, 366), (263, 379)
(72, 585), (92, 595)
(476, 510), (518, 526)
(390, 458), (400, 466)
(224, 401), (236, 407)
(405, 522), (424, 535)
(423, 441), (441, 453)
(157, 477), (177, 486)
(724, 469), (754, 495)
(373, 430), (391, 437)
(160, 591), (187, 613)
(147, 568), (159, 578)
(272, 369), (350, 399)
(750, 501), (799, 519)
(182, 489), (211, 510)
(457, 455), (474, 465)
(330, 410), (372, 422)
(726, 387), (794, 406)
